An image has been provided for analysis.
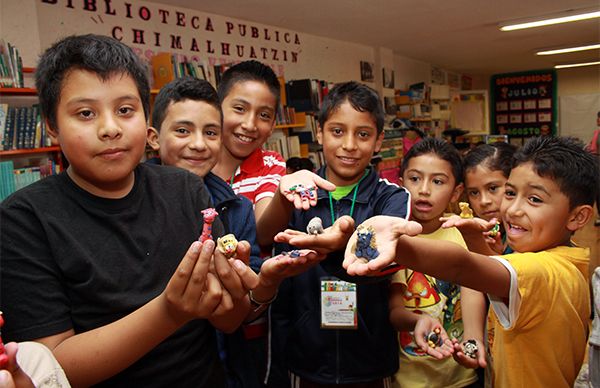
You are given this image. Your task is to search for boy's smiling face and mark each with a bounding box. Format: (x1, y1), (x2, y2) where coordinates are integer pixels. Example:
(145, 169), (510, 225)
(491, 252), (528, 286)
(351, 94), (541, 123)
(501, 162), (574, 252)
(48, 69), (147, 198)
(221, 80), (277, 160)
(317, 100), (383, 186)
(148, 99), (221, 177)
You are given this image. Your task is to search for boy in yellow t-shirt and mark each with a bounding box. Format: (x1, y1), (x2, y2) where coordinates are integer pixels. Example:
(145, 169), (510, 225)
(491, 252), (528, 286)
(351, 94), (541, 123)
(344, 136), (598, 388)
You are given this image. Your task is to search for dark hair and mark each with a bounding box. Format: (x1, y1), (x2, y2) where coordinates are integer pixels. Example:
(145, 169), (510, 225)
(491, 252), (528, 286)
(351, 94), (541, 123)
(401, 137), (464, 185)
(318, 81), (385, 134)
(35, 34), (150, 131)
(464, 142), (517, 178)
(217, 60), (280, 107)
(286, 157), (315, 173)
(513, 136), (599, 208)
(152, 76), (221, 131)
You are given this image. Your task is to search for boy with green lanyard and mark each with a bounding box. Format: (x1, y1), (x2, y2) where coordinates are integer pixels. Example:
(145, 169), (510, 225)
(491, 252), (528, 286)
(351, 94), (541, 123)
(268, 81), (411, 387)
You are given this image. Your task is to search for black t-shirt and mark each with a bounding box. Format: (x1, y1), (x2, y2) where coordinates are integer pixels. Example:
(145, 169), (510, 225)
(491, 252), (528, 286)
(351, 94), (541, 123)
(1, 163), (225, 387)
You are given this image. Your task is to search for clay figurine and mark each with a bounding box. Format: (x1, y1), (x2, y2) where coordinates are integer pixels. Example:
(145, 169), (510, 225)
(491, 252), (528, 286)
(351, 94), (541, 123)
(306, 216), (324, 235)
(462, 339), (478, 359)
(200, 208), (219, 242)
(353, 225), (379, 261)
(217, 234), (238, 258)
(286, 184), (317, 201)
(426, 327), (443, 348)
(488, 222), (500, 238)
(458, 202), (474, 219)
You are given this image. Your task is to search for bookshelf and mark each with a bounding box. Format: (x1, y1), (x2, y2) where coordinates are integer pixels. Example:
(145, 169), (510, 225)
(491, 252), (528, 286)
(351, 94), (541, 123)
(1, 66), (64, 200)
(394, 82), (451, 137)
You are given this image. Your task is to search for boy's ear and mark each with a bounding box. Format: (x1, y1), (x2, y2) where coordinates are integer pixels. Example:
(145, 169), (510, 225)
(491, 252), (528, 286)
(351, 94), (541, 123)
(146, 127), (161, 151)
(374, 131), (385, 153)
(316, 125), (323, 145)
(566, 204), (594, 232)
(45, 119), (60, 146)
(451, 183), (464, 203)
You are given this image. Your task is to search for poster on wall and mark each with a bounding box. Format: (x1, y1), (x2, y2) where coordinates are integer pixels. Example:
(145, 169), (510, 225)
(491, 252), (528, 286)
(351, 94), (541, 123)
(490, 69), (557, 138)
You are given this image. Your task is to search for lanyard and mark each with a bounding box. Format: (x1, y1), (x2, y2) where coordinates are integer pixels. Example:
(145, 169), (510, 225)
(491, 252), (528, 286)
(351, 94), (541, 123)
(229, 171), (235, 187)
(328, 170), (368, 224)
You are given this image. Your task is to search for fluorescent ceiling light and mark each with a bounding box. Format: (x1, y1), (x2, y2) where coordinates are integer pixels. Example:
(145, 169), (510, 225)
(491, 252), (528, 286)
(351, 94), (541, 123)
(500, 10), (600, 31)
(554, 61), (600, 69)
(537, 43), (600, 55)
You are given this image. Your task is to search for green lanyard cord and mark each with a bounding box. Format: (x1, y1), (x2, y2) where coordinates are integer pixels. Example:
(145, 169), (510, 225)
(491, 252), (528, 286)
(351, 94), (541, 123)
(328, 170), (368, 224)
(229, 170), (236, 187)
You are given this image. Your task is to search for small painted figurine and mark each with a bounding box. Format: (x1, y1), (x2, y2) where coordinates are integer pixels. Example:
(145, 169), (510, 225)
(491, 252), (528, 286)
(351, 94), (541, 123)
(353, 225), (379, 261)
(0, 311), (8, 369)
(426, 327), (443, 348)
(459, 202), (474, 219)
(306, 216), (324, 235)
(286, 184), (317, 201)
(288, 250), (302, 258)
(200, 208), (219, 242)
(217, 234), (238, 258)
(462, 339), (478, 359)
(488, 222), (500, 238)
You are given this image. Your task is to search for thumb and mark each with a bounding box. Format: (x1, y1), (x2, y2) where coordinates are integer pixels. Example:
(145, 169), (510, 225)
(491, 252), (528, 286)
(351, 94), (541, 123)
(0, 370), (15, 388)
(335, 216), (355, 233)
(314, 175), (336, 192)
(393, 219), (422, 237)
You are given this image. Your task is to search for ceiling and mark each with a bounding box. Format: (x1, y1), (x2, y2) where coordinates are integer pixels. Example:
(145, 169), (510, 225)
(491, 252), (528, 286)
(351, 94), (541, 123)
(155, 0), (600, 76)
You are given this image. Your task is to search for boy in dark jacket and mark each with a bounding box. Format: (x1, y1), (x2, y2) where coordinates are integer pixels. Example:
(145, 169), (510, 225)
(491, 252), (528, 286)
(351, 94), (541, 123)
(269, 82), (411, 387)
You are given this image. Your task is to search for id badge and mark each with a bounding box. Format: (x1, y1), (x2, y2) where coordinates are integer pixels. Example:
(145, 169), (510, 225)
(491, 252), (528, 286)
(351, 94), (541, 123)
(320, 279), (358, 329)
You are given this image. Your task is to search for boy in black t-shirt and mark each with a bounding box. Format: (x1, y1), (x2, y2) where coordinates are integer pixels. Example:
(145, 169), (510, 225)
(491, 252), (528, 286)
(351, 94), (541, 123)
(0, 34), (259, 387)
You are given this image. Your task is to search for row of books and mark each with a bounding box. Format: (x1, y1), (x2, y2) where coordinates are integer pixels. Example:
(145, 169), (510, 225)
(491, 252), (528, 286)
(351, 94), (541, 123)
(285, 79), (334, 113)
(275, 105), (299, 126)
(151, 53), (216, 90)
(0, 159), (61, 202)
(0, 104), (52, 150)
(0, 40), (23, 88)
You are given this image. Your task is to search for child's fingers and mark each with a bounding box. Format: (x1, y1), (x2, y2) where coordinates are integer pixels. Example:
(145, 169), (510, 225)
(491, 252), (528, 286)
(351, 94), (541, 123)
(2, 342), (34, 388)
(234, 240), (251, 265)
(167, 241), (203, 297)
(211, 286), (234, 317)
(197, 272), (223, 317)
(230, 259), (260, 290)
(180, 241), (214, 305)
(213, 249), (246, 300)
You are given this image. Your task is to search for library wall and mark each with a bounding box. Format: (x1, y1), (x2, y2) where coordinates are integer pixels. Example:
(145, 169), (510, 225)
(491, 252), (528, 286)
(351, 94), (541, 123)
(2, 0), (377, 87)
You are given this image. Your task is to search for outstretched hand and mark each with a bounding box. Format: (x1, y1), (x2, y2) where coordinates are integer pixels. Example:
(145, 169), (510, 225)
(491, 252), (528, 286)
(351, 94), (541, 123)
(343, 216), (422, 277)
(412, 316), (454, 360)
(274, 215), (355, 255)
(451, 338), (487, 369)
(257, 249), (324, 287)
(441, 215), (503, 254)
(280, 170), (336, 210)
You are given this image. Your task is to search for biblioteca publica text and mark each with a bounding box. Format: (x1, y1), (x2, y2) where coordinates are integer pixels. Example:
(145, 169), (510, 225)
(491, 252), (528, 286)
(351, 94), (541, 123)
(40, 0), (302, 63)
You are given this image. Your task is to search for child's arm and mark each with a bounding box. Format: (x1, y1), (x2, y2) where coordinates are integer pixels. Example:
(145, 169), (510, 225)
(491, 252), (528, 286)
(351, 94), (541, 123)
(389, 283), (453, 359)
(240, 249), (324, 322)
(343, 216), (511, 299)
(33, 240), (223, 387)
(256, 170), (336, 247)
(274, 215), (355, 255)
(440, 215), (500, 255)
(453, 287), (488, 368)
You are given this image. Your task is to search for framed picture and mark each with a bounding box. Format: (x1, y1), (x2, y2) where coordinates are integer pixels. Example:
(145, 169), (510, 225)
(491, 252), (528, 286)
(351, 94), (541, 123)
(360, 61), (374, 82)
(382, 67), (394, 88)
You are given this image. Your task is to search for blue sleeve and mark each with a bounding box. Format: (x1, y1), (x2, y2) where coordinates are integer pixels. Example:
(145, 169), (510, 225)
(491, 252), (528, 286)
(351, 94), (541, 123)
(234, 196), (262, 273)
(376, 185), (411, 219)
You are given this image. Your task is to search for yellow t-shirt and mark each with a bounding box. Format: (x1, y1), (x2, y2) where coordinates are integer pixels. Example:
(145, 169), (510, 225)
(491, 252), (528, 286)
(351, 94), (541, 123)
(391, 227), (477, 388)
(488, 246), (590, 388)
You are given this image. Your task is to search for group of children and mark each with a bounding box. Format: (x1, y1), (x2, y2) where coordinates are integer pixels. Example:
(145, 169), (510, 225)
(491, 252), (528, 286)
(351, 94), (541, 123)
(0, 33), (598, 388)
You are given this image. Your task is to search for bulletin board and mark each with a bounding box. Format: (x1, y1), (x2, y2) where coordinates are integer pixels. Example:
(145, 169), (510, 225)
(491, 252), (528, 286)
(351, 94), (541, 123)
(490, 69), (557, 138)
